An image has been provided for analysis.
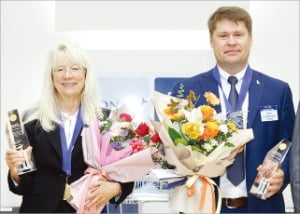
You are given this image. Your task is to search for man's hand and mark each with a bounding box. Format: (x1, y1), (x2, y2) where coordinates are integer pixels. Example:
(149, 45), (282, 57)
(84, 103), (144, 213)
(266, 168), (284, 198)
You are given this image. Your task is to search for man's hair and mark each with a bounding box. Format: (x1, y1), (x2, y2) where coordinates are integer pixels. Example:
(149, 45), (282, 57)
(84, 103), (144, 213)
(208, 6), (252, 37)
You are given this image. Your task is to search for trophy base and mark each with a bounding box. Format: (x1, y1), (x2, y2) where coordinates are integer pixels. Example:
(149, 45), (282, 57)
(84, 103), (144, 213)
(250, 178), (268, 200)
(17, 160), (37, 175)
(18, 168), (37, 175)
(17, 147), (37, 175)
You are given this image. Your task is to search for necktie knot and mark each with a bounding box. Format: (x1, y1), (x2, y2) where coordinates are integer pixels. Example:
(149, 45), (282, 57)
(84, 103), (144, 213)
(228, 76), (238, 85)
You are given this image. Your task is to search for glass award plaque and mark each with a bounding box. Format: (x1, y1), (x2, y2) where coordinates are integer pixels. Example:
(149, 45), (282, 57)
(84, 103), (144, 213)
(6, 109), (36, 175)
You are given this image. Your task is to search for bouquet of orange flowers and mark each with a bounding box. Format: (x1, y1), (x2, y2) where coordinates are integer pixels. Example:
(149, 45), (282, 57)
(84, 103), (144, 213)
(152, 90), (254, 213)
(163, 90), (239, 156)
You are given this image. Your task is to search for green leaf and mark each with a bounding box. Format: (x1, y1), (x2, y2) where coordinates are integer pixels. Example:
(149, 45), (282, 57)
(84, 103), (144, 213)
(160, 160), (170, 169)
(168, 127), (187, 145)
(168, 127), (181, 142)
(175, 138), (188, 146)
(107, 120), (113, 129)
(225, 142), (235, 147)
(143, 135), (150, 144)
(177, 83), (185, 98)
(191, 145), (201, 152)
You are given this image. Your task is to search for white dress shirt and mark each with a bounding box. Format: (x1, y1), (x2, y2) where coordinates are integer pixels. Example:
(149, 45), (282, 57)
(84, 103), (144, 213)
(217, 65), (249, 198)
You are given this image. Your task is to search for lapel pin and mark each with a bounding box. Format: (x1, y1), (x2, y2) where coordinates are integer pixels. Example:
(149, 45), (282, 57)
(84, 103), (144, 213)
(256, 80), (260, 85)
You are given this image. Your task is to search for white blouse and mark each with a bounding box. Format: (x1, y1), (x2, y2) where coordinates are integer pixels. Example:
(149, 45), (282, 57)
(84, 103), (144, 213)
(60, 110), (78, 149)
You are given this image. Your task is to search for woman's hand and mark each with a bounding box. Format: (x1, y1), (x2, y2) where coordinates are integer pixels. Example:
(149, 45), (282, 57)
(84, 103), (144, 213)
(85, 180), (121, 211)
(5, 147), (25, 183)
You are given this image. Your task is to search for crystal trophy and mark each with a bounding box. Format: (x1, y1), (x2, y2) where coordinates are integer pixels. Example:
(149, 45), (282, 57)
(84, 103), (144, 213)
(6, 109), (36, 175)
(250, 139), (292, 200)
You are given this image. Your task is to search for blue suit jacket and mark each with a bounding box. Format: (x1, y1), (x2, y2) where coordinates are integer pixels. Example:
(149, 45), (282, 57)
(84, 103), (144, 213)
(171, 67), (295, 213)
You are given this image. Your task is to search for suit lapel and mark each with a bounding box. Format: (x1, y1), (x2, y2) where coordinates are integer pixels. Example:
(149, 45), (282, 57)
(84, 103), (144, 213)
(197, 71), (221, 113)
(247, 71), (264, 128)
(48, 127), (62, 160)
(47, 125), (83, 162)
(72, 127), (83, 157)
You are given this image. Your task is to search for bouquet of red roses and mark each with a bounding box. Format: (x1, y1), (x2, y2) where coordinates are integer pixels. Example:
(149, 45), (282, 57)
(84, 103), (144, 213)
(67, 105), (165, 213)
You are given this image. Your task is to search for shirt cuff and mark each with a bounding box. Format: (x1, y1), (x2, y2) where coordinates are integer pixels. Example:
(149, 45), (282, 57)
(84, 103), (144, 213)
(11, 176), (19, 187)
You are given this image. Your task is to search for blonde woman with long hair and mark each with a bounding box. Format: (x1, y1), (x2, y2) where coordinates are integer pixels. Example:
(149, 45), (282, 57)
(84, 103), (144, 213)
(5, 43), (133, 212)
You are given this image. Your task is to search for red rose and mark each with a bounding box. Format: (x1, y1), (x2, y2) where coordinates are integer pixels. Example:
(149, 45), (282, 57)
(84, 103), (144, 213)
(150, 133), (161, 143)
(135, 123), (150, 137)
(119, 113), (132, 122)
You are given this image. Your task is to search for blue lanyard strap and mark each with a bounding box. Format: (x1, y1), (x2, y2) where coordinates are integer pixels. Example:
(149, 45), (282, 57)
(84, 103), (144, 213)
(212, 65), (253, 114)
(59, 105), (83, 176)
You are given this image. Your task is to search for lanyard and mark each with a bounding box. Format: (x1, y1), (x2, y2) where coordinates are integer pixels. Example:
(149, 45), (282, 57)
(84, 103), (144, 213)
(212, 65), (253, 114)
(59, 105), (83, 176)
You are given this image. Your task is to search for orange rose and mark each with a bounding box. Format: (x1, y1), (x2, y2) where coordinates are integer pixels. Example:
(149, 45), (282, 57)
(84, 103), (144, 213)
(201, 121), (219, 139)
(200, 105), (215, 121)
(164, 107), (184, 120)
(204, 92), (220, 106)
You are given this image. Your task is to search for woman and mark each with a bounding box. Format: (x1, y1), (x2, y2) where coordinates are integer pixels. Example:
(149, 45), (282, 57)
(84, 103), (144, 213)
(5, 43), (134, 212)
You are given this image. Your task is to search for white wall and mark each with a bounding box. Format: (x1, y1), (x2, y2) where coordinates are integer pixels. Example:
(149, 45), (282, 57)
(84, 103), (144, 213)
(1, 1), (299, 210)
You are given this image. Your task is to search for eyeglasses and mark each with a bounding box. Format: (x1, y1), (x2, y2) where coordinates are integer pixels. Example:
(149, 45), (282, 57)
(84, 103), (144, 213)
(53, 65), (84, 75)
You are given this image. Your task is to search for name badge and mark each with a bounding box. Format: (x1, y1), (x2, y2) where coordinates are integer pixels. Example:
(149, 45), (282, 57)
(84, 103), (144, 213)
(260, 105), (278, 122)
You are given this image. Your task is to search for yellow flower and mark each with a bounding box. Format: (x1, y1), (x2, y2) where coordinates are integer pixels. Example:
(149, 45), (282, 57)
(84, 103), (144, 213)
(227, 122), (238, 132)
(162, 88), (239, 154)
(204, 92), (220, 106)
(182, 122), (202, 140)
(200, 105), (215, 121)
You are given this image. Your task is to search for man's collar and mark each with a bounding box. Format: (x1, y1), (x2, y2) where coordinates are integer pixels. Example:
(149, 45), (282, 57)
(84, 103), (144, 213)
(217, 64), (248, 82)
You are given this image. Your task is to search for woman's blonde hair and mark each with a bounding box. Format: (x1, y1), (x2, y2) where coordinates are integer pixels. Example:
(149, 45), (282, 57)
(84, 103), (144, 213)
(24, 43), (100, 131)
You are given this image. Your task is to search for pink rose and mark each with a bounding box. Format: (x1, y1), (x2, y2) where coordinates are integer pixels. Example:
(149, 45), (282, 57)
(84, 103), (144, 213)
(130, 138), (144, 153)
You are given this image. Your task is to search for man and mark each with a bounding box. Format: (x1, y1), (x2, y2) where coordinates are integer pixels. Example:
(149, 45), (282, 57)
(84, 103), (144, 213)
(290, 101), (300, 212)
(171, 6), (295, 213)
